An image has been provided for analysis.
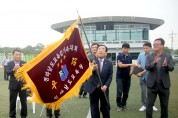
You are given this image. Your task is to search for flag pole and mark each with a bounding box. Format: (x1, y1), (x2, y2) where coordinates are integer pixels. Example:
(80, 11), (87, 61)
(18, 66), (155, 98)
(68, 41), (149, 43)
(76, 11), (109, 104)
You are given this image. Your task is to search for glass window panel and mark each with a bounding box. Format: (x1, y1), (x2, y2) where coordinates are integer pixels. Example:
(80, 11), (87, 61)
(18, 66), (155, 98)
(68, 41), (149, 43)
(80, 24), (149, 43)
(120, 25), (127, 28)
(91, 26), (96, 30)
(117, 29), (130, 41)
(81, 30), (96, 43)
(135, 24), (142, 28)
(143, 28), (149, 40)
(105, 30), (116, 41)
(128, 25), (134, 28)
(130, 53), (139, 60)
(131, 28), (143, 40)
(95, 30), (106, 41)
(114, 25), (119, 30)
(142, 24), (149, 28)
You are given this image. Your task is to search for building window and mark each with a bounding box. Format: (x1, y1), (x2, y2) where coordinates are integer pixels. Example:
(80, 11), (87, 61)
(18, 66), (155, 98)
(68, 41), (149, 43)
(95, 30), (106, 41)
(143, 28), (149, 40)
(117, 29), (130, 40)
(107, 53), (116, 65)
(80, 23), (149, 43)
(81, 30), (95, 43)
(131, 28), (143, 40)
(130, 53), (139, 60)
(96, 22), (114, 30)
(105, 30), (116, 41)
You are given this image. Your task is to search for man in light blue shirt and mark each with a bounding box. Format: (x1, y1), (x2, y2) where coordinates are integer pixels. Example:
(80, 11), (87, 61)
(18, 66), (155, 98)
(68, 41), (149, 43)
(2, 53), (10, 80)
(137, 42), (158, 112)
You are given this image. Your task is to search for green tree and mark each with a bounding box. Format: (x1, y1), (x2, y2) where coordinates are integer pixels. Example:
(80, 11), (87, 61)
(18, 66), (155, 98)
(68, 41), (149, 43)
(163, 47), (171, 54)
(175, 49), (178, 55)
(0, 47), (20, 53)
(34, 43), (45, 54)
(22, 45), (35, 54)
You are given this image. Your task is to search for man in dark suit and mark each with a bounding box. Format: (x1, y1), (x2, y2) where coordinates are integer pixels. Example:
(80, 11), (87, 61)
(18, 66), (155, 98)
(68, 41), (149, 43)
(79, 51), (91, 98)
(84, 44), (113, 118)
(79, 43), (99, 98)
(145, 38), (174, 118)
(6, 49), (27, 118)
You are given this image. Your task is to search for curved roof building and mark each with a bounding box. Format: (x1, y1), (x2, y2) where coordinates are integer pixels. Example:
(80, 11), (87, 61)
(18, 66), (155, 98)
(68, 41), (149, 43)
(51, 16), (164, 64)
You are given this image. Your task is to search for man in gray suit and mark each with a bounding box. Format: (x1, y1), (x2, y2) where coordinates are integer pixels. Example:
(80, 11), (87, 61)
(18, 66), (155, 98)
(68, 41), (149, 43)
(145, 38), (174, 118)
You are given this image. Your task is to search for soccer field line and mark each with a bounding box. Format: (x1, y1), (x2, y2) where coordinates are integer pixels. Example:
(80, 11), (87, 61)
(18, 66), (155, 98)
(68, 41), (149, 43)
(86, 108), (91, 118)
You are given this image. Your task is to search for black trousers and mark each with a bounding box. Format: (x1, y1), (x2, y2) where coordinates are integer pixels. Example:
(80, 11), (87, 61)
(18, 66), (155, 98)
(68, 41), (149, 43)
(4, 66), (9, 80)
(89, 88), (110, 118)
(9, 87), (27, 118)
(146, 83), (170, 118)
(79, 84), (87, 96)
(46, 108), (60, 117)
(116, 78), (131, 107)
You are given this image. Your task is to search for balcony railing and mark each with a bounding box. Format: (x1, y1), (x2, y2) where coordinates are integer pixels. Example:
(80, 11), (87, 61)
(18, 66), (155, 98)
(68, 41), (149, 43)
(83, 40), (149, 46)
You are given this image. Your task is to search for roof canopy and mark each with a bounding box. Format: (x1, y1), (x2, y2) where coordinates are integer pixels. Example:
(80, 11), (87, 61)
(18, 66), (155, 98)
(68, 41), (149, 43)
(51, 16), (164, 33)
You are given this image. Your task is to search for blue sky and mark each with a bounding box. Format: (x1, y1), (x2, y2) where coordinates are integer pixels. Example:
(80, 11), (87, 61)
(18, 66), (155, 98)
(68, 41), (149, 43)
(0, 0), (178, 49)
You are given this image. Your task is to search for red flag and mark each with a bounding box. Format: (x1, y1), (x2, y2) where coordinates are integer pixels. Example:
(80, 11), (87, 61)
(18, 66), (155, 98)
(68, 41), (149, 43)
(15, 19), (92, 109)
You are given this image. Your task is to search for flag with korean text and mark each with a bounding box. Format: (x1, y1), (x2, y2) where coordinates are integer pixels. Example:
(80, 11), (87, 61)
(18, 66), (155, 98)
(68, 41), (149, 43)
(15, 19), (92, 109)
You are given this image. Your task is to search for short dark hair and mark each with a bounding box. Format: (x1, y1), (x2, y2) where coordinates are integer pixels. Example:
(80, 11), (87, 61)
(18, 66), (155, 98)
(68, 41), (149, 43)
(91, 43), (99, 47)
(155, 38), (165, 45)
(13, 49), (21, 55)
(86, 51), (91, 54)
(122, 43), (130, 48)
(143, 42), (152, 47)
(98, 44), (108, 52)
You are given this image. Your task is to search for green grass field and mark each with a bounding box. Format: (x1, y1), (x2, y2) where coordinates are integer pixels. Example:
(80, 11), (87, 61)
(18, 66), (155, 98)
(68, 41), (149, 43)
(0, 67), (178, 118)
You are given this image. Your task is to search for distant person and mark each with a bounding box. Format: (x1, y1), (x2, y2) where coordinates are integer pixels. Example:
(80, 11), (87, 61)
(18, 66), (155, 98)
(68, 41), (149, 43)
(2, 53), (10, 80)
(86, 51), (91, 57)
(79, 51), (91, 98)
(136, 42), (158, 112)
(88, 43), (99, 61)
(84, 45), (113, 118)
(46, 107), (60, 118)
(116, 43), (134, 111)
(145, 38), (174, 118)
(82, 43), (99, 97)
(6, 49), (27, 118)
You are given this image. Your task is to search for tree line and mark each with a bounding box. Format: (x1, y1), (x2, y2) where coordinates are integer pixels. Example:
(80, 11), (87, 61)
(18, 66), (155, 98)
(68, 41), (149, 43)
(0, 43), (45, 54)
(0, 43), (178, 55)
(163, 47), (178, 55)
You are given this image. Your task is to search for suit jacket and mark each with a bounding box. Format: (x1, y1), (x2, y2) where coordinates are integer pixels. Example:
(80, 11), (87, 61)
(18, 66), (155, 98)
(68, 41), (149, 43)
(84, 57), (113, 94)
(6, 60), (26, 90)
(145, 52), (174, 88)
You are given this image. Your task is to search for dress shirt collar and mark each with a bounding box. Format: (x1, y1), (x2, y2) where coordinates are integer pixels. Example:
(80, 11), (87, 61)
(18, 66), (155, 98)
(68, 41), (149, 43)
(98, 58), (104, 62)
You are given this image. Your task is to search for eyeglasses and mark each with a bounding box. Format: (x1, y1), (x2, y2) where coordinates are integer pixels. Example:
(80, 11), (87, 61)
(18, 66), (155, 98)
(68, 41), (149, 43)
(153, 43), (162, 46)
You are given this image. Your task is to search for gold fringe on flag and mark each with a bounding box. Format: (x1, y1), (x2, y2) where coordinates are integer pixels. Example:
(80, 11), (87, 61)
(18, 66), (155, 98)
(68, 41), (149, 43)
(15, 18), (92, 110)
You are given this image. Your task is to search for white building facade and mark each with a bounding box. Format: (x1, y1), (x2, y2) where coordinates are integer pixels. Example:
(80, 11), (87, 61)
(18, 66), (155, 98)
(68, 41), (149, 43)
(51, 16), (164, 64)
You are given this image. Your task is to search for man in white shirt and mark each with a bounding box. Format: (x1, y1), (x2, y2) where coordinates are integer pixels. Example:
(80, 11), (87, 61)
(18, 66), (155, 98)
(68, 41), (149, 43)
(2, 53), (10, 80)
